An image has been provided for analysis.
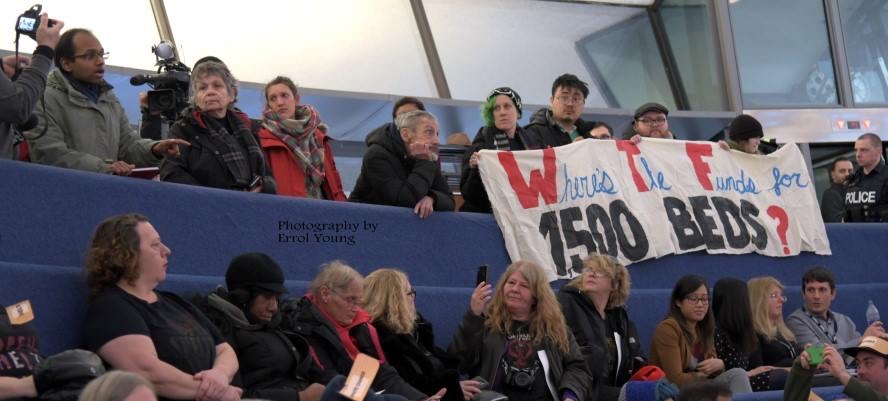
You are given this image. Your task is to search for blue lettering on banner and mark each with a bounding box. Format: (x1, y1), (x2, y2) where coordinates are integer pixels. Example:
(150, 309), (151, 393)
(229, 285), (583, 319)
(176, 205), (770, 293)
(714, 169), (761, 195)
(771, 167), (809, 196)
(640, 157), (672, 191)
(559, 165), (618, 203)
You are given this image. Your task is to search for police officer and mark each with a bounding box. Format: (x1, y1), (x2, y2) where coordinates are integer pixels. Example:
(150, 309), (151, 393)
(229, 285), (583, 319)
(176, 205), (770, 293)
(0, 12), (64, 159)
(844, 133), (888, 222)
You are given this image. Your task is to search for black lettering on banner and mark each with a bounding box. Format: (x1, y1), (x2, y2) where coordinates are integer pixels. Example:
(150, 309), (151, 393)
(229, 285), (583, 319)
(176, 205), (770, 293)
(711, 196), (750, 249)
(741, 200), (768, 250)
(663, 196), (704, 250)
(560, 207), (596, 275)
(539, 210), (567, 276)
(689, 196), (726, 250)
(586, 203), (618, 257)
(609, 200), (649, 261)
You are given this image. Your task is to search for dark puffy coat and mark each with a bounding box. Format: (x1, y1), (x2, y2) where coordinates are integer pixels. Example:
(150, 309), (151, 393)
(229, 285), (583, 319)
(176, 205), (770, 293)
(282, 297), (426, 400)
(557, 285), (645, 388)
(374, 315), (462, 401)
(523, 108), (593, 148)
(349, 123), (454, 211)
(459, 125), (540, 213)
(195, 291), (322, 401)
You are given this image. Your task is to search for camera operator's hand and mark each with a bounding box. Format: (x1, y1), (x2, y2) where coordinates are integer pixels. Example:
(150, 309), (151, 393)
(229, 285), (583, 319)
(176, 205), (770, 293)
(107, 161), (135, 176)
(1, 55), (30, 79)
(35, 13), (64, 50)
(151, 139), (191, 158)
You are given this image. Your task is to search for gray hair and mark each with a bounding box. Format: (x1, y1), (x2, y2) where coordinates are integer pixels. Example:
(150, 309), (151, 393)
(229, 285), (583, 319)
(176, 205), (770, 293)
(189, 61), (238, 106)
(78, 371), (156, 401)
(395, 110), (437, 132)
(309, 260), (363, 296)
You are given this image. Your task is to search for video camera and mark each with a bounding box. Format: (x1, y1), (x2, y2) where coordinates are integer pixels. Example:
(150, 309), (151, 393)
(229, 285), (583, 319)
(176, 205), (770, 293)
(130, 41), (191, 122)
(15, 4), (54, 41)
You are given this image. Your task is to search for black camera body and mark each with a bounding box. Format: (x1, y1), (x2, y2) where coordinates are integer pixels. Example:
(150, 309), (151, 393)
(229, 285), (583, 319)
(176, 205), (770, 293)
(131, 58), (191, 122)
(16, 4), (54, 41)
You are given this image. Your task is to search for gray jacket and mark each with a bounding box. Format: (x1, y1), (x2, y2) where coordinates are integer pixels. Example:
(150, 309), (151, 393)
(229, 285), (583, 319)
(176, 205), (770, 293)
(448, 310), (594, 401)
(27, 69), (158, 172)
(0, 47), (53, 159)
(786, 307), (860, 364)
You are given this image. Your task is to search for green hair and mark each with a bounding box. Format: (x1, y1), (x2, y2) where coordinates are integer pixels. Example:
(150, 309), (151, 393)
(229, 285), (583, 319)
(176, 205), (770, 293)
(480, 96), (496, 127)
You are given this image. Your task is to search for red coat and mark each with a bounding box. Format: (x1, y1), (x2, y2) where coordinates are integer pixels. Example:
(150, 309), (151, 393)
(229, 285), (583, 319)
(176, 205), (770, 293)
(258, 127), (346, 201)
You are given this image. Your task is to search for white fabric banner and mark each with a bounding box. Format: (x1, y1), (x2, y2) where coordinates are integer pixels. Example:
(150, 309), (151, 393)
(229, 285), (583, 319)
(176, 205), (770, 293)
(478, 138), (831, 281)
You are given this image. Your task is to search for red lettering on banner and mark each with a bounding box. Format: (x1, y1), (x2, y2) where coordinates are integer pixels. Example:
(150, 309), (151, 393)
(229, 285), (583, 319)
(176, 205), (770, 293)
(616, 141), (648, 192)
(497, 148), (558, 209)
(686, 143), (714, 190)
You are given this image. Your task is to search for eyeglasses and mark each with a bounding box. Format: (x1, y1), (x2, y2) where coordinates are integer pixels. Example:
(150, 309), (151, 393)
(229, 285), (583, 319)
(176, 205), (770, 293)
(684, 296), (710, 305)
(584, 269), (607, 279)
(407, 289), (417, 298)
(637, 117), (667, 126)
(71, 50), (110, 62)
(555, 95), (584, 105)
(769, 293), (787, 302)
(332, 289), (360, 307)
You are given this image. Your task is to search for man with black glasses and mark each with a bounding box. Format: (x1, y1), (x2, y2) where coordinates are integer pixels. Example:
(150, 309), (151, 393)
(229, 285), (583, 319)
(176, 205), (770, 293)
(525, 73), (597, 148)
(27, 28), (186, 175)
(624, 102), (674, 141)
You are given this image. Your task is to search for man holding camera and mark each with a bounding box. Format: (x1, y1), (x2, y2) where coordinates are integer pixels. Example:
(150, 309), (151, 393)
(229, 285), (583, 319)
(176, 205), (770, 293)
(784, 337), (888, 401)
(0, 12), (63, 160)
(26, 28), (187, 175)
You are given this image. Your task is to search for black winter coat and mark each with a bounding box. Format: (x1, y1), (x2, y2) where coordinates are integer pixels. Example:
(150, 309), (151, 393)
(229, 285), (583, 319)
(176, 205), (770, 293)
(281, 297), (427, 400)
(160, 109), (276, 193)
(557, 286), (645, 388)
(459, 125), (540, 213)
(374, 315), (463, 401)
(195, 292), (322, 401)
(523, 108), (593, 148)
(349, 124), (454, 211)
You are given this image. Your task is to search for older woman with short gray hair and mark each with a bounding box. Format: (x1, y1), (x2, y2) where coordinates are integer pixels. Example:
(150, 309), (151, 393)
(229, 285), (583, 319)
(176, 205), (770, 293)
(160, 61), (275, 193)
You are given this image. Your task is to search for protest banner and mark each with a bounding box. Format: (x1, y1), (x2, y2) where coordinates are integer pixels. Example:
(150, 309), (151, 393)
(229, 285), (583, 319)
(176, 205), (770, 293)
(478, 138), (831, 281)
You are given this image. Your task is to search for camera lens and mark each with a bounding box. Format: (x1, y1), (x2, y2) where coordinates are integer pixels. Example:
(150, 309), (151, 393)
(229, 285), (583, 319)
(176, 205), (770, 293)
(148, 90), (176, 112)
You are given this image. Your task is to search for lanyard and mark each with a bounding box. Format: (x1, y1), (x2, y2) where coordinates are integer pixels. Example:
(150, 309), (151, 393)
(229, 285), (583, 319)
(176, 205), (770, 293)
(803, 307), (838, 344)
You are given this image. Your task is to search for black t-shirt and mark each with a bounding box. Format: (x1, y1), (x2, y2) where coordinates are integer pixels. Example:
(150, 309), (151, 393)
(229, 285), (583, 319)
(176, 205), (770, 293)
(0, 306), (41, 377)
(495, 321), (551, 401)
(82, 286), (224, 376)
(844, 162), (888, 222)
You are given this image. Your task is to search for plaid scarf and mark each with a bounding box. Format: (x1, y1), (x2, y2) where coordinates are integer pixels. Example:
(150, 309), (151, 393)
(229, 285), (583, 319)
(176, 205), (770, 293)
(262, 106), (326, 199)
(198, 109), (265, 189)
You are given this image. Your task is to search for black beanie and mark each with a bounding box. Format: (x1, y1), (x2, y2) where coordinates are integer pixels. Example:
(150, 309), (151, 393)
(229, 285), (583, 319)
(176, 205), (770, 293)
(729, 114), (764, 141)
(226, 252), (287, 294)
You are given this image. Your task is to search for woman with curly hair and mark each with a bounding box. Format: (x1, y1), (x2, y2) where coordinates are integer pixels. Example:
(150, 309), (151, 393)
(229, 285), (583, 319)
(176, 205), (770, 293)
(362, 268), (479, 401)
(459, 87), (540, 213)
(557, 253), (645, 401)
(449, 261), (593, 401)
(81, 213), (241, 401)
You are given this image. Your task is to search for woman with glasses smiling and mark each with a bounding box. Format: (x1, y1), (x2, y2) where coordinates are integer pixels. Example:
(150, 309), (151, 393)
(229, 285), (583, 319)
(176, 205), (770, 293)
(362, 269), (479, 401)
(557, 254), (645, 401)
(287, 261), (435, 401)
(650, 275), (752, 393)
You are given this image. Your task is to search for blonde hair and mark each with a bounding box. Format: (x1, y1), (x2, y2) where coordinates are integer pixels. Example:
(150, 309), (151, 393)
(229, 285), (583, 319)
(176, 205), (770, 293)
(566, 253), (631, 308)
(78, 371), (155, 401)
(309, 260), (362, 296)
(748, 276), (795, 342)
(486, 261), (570, 353)
(362, 268), (417, 334)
